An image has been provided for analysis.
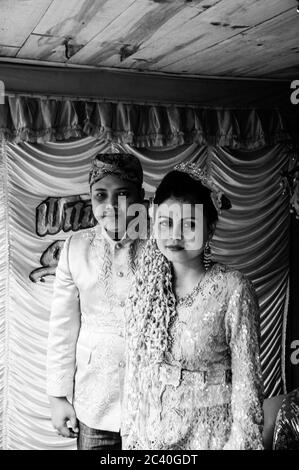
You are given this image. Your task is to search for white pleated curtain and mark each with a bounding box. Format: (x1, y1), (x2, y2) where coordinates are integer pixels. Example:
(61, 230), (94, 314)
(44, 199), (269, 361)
(0, 137), (290, 449)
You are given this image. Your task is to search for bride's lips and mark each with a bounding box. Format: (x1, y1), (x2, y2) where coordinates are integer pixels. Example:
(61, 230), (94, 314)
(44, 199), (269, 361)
(166, 245), (184, 251)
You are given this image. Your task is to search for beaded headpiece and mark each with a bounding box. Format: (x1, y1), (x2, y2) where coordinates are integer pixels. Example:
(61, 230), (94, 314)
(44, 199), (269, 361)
(89, 153), (143, 187)
(173, 162), (231, 214)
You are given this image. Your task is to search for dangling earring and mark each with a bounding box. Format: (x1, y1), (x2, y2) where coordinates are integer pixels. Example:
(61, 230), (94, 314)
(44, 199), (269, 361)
(203, 240), (212, 271)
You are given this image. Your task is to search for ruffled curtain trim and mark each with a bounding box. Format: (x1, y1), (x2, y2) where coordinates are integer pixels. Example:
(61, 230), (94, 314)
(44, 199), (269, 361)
(0, 96), (296, 148)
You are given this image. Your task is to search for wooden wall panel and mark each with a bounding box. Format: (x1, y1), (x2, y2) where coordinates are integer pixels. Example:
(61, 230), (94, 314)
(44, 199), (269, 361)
(160, 9), (297, 77)
(0, 46), (19, 58)
(68, 0), (185, 66)
(0, 0), (53, 47)
(104, 0), (295, 72)
(17, 0), (136, 61)
(0, 0), (297, 79)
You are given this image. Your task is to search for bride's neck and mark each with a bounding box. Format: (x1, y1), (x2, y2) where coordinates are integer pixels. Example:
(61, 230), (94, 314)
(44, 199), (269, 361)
(172, 257), (205, 287)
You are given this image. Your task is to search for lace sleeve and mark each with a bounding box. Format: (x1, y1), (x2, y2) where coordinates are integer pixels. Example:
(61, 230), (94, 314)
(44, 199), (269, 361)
(121, 366), (141, 449)
(121, 297), (141, 450)
(273, 388), (299, 450)
(121, 355), (139, 449)
(224, 272), (264, 450)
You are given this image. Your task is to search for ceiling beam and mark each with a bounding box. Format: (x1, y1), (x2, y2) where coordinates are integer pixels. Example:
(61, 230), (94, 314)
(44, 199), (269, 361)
(0, 61), (296, 110)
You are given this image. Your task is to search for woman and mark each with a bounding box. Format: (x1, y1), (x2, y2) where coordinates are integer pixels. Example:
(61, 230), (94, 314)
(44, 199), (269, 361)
(122, 162), (264, 450)
(273, 388), (299, 450)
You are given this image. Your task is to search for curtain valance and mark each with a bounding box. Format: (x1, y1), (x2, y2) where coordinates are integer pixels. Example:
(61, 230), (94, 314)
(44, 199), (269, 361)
(0, 96), (297, 148)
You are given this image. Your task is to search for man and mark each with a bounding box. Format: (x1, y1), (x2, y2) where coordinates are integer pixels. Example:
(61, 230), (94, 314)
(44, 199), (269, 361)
(47, 152), (146, 450)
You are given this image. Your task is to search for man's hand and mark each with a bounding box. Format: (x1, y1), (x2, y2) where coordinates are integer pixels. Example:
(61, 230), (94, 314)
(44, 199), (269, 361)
(49, 396), (79, 438)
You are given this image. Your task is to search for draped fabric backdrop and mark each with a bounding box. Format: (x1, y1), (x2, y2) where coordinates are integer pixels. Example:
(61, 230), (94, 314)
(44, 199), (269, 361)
(0, 136), (292, 449)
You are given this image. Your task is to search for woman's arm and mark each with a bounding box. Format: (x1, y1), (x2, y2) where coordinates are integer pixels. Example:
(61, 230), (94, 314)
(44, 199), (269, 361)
(224, 272), (264, 450)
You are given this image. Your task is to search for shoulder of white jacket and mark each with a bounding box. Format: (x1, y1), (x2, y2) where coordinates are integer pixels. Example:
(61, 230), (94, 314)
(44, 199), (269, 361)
(68, 227), (99, 244)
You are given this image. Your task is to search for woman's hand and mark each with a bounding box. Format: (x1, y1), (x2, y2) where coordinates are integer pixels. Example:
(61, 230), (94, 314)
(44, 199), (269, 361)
(49, 396), (79, 438)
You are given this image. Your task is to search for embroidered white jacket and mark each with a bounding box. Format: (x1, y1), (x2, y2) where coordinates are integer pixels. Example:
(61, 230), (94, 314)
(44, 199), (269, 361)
(46, 225), (142, 431)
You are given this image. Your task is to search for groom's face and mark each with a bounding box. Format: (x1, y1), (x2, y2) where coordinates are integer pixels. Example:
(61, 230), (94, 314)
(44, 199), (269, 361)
(91, 175), (144, 237)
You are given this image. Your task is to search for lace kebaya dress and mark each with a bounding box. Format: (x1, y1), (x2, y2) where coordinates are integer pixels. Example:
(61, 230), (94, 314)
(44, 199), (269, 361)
(273, 388), (299, 450)
(123, 263), (264, 450)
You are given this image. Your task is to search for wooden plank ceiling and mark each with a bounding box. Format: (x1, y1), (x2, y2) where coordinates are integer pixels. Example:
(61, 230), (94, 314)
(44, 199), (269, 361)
(0, 0), (298, 79)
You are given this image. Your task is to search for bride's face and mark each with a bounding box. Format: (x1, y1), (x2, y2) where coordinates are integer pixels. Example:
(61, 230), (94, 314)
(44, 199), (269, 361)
(153, 198), (209, 264)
